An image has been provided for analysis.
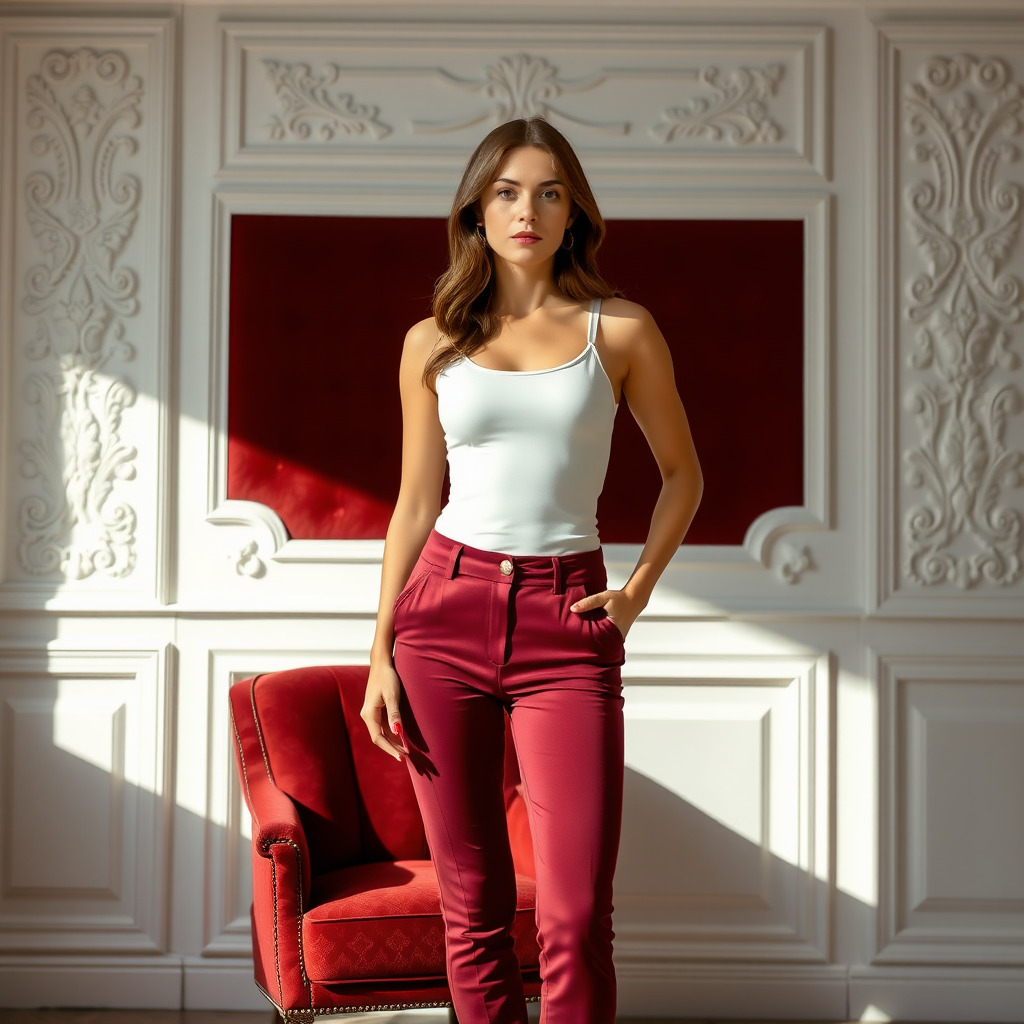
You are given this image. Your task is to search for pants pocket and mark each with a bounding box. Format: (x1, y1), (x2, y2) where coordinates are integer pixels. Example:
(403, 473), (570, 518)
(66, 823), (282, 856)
(565, 583), (625, 651)
(392, 567), (431, 619)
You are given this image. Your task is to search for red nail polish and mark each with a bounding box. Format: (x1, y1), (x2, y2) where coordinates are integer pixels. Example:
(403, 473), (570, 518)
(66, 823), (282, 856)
(393, 721), (403, 736)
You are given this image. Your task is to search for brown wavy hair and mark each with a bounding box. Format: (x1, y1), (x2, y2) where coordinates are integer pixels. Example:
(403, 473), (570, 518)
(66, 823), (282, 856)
(424, 116), (620, 391)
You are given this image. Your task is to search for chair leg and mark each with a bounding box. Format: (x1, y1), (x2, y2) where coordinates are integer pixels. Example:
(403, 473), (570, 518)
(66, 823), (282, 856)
(447, 1008), (459, 1024)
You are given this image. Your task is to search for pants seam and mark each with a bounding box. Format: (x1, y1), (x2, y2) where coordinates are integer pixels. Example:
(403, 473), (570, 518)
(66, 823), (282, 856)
(422, 775), (489, 999)
(507, 713), (550, 1002)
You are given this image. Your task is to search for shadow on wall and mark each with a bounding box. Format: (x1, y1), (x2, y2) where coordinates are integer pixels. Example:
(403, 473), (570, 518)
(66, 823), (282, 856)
(2, 688), (876, 1018)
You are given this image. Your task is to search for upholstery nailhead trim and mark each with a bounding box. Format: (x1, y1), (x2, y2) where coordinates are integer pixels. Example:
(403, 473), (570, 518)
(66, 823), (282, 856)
(263, 836), (312, 993)
(257, 981), (539, 1019)
(229, 702), (257, 827)
(269, 852), (284, 1003)
(250, 675), (275, 782)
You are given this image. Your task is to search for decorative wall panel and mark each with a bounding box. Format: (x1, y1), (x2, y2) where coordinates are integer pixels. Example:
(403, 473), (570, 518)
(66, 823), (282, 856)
(875, 24), (1024, 614)
(877, 654), (1024, 965)
(219, 21), (828, 185)
(614, 653), (831, 965)
(0, 646), (173, 952)
(224, 215), (805, 547)
(203, 191), (831, 596)
(0, 17), (175, 609)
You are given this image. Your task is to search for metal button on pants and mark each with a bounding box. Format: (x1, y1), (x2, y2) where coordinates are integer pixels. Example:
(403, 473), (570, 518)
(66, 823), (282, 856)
(391, 528), (625, 1024)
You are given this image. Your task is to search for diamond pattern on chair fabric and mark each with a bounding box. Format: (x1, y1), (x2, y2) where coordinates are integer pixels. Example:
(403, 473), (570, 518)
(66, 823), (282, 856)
(303, 859), (540, 983)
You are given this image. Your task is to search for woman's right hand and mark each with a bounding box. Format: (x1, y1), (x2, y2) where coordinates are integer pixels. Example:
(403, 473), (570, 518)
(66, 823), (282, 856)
(361, 659), (407, 761)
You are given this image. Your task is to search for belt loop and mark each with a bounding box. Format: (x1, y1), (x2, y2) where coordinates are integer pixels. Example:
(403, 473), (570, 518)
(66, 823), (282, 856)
(445, 542), (464, 580)
(552, 556), (563, 595)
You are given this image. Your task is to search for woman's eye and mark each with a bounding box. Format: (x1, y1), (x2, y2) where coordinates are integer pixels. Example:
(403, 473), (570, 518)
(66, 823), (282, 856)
(541, 190), (560, 200)
(497, 188), (516, 199)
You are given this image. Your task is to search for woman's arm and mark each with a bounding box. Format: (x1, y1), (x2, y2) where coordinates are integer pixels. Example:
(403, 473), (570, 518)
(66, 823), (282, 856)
(361, 318), (448, 760)
(571, 300), (703, 636)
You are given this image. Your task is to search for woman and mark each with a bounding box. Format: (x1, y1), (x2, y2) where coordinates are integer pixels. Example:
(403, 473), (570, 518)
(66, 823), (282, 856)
(361, 116), (702, 1024)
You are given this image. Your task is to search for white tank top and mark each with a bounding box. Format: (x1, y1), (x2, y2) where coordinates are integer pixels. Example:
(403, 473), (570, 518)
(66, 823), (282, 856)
(433, 298), (619, 555)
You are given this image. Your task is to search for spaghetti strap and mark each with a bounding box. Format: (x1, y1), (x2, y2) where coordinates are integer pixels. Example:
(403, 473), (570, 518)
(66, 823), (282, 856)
(587, 298), (602, 348)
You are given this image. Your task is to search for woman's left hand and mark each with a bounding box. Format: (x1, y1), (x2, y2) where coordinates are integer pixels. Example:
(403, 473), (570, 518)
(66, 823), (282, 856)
(569, 589), (641, 640)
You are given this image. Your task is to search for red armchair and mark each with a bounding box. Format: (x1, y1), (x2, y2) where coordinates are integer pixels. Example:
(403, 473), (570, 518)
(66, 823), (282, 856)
(229, 665), (542, 1021)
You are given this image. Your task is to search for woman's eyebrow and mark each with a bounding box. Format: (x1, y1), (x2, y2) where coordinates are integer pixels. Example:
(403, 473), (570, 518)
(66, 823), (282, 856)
(493, 177), (565, 187)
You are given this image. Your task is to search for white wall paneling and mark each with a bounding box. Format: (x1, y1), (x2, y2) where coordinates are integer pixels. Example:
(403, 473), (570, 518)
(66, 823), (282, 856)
(871, 21), (1024, 618)
(876, 653), (1024, 966)
(615, 653), (832, 965)
(0, 645), (174, 953)
(0, 15), (176, 611)
(218, 21), (828, 186)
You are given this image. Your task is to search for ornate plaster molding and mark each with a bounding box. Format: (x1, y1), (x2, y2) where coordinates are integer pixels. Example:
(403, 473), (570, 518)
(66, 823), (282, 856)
(263, 59), (391, 141)
(652, 64), (785, 145)
(777, 543), (814, 584)
(411, 53), (629, 135)
(221, 25), (827, 180)
(231, 540), (266, 579)
(901, 55), (1023, 589)
(17, 47), (142, 580)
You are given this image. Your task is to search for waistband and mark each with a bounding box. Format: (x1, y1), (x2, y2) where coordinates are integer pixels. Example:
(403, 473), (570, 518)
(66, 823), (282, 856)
(420, 528), (606, 594)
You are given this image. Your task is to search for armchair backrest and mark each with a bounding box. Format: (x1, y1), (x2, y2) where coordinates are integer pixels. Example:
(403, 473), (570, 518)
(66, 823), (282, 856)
(230, 665), (428, 879)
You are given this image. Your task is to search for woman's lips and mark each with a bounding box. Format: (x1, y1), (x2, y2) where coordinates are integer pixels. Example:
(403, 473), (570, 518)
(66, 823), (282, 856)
(511, 234), (541, 244)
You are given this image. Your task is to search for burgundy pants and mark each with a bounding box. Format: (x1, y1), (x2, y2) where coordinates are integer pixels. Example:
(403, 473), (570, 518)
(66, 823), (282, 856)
(392, 528), (625, 1024)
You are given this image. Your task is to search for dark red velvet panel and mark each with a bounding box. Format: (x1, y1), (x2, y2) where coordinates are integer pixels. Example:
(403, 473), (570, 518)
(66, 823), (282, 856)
(228, 215), (803, 545)
(596, 219), (803, 544)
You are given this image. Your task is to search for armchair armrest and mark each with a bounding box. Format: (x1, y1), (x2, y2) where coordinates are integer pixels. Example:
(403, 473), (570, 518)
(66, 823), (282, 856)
(249, 773), (311, 861)
(230, 677), (312, 881)
(231, 677), (314, 1013)
(250, 829), (311, 1012)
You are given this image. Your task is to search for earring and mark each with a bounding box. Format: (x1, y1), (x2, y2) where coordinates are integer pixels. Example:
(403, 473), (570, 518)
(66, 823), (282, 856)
(476, 224), (488, 247)
(561, 229), (575, 251)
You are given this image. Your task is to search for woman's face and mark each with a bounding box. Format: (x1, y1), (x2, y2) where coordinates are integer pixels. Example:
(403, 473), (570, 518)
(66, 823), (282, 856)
(477, 145), (575, 268)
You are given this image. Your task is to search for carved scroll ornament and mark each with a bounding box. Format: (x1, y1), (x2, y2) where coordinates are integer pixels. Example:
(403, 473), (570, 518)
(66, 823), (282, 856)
(652, 64), (784, 145)
(902, 55), (1023, 589)
(18, 48), (141, 579)
(263, 59), (391, 141)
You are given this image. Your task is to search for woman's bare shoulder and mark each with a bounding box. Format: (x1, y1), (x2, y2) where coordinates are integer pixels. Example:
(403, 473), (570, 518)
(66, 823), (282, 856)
(405, 315), (443, 347)
(402, 316), (451, 365)
(597, 297), (662, 350)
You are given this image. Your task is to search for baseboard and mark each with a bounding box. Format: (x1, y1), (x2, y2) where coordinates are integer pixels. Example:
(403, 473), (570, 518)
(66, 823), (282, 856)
(0, 955), (183, 1009)
(182, 956), (272, 1011)
(850, 966), (1024, 1023)
(615, 962), (849, 1019)
(8, 957), (1024, 1020)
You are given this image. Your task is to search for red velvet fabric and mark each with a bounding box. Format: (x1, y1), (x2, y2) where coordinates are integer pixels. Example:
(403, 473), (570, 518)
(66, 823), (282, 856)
(228, 215), (803, 546)
(596, 219), (804, 544)
(304, 859), (540, 983)
(249, 668), (362, 875)
(229, 664), (540, 1015)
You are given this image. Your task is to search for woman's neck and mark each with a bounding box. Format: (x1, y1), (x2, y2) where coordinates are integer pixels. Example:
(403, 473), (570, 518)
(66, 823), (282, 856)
(490, 255), (564, 319)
